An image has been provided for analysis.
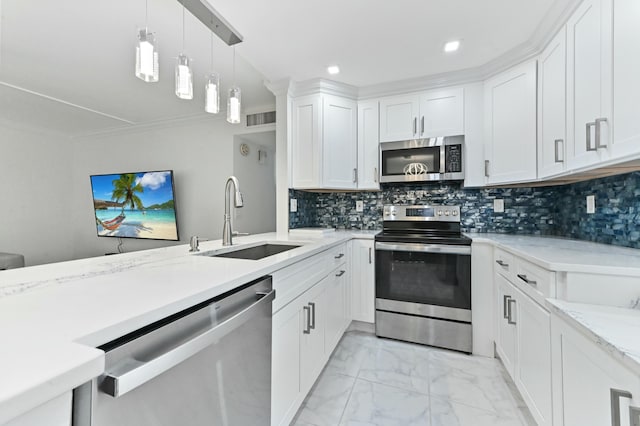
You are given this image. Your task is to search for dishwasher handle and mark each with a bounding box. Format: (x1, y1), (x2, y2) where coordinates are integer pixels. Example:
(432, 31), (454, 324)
(101, 288), (276, 398)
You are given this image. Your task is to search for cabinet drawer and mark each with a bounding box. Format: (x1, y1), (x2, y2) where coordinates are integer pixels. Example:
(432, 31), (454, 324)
(494, 248), (514, 280)
(328, 243), (348, 268)
(514, 257), (555, 304)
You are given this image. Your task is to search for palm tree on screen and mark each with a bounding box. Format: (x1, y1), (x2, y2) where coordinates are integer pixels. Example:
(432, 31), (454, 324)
(111, 174), (144, 214)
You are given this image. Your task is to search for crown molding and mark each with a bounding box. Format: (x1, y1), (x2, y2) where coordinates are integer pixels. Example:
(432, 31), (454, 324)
(289, 78), (359, 99)
(355, 0), (582, 100)
(264, 79), (293, 97)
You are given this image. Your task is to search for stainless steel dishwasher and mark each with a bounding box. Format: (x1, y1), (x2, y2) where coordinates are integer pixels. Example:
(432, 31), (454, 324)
(73, 276), (274, 426)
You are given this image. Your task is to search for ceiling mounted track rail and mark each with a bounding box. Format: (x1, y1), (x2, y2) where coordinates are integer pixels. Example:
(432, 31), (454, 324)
(180, 0), (243, 46)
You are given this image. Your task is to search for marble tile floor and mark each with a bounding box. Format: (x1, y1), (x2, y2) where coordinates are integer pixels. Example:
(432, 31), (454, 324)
(292, 331), (537, 426)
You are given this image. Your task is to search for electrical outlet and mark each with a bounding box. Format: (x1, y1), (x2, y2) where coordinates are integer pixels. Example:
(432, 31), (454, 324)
(586, 195), (595, 214)
(494, 199), (505, 213)
(356, 200), (364, 212)
(290, 198), (298, 213)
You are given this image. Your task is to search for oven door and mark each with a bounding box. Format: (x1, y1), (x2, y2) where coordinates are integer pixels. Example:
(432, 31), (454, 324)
(380, 141), (444, 183)
(375, 242), (471, 311)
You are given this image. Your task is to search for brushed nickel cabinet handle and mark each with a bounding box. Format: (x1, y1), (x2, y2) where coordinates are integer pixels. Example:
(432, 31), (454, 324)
(374, 167), (378, 183)
(369, 247), (372, 264)
(421, 116), (425, 136)
(413, 117), (417, 136)
(611, 388), (633, 426)
(353, 168), (358, 183)
(335, 270), (346, 277)
(335, 253), (345, 259)
(555, 139), (564, 163)
(484, 160), (490, 177)
(517, 274), (537, 287)
(503, 295), (511, 319)
(596, 118), (608, 149)
(303, 306), (311, 334)
(496, 260), (509, 268)
(507, 299), (517, 325)
(586, 122), (597, 152)
(309, 302), (316, 330)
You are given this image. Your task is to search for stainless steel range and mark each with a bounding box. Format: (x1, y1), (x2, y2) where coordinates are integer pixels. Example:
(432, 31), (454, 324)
(375, 205), (472, 353)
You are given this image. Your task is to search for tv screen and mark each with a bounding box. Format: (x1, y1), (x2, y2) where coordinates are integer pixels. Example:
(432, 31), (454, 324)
(90, 170), (179, 241)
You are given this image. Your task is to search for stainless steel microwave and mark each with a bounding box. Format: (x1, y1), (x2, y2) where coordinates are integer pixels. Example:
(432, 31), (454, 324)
(379, 135), (464, 183)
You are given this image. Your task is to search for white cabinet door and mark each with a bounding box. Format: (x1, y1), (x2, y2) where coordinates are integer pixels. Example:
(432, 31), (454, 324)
(566, 0), (613, 170)
(271, 301), (303, 426)
(552, 314), (640, 426)
(292, 95), (322, 189)
(495, 274), (517, 377)
(612, 0), (640, 159)
(379, 95), (420, 142)
(5, 393), (72, 426)
(325, 267), (347, 355)
(484, 60), (538, 184)
(357, 101), (380, 190)
(322, 95), (358, 189)
(514, 286), (552, 426)
(419, 88), (464, 138)
(351, 239), (375, 323)
(538, 27), (567, 178)
(300, 278), (327, 395)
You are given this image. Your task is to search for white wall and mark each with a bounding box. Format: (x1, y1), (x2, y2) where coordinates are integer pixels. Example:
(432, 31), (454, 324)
(0, 124), (74, 265)
(71, 118), (275, 259)
(232, 133), (276, 234)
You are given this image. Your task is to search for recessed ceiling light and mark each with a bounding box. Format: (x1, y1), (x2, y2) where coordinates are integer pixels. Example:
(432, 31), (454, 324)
(444, 40), (461, 53)
(327, 65), (340, 75)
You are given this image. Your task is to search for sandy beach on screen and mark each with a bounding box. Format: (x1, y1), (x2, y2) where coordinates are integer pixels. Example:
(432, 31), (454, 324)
(136, 222), (178, 240)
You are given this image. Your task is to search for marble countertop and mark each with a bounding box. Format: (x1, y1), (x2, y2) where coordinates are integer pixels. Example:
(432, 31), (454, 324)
(546, 299), (640, 376)
(467, 233), (640, 276)
(0, 230), (375, 424)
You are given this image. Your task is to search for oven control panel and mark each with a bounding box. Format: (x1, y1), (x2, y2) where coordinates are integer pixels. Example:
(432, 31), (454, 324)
(383, 205), (461, 222)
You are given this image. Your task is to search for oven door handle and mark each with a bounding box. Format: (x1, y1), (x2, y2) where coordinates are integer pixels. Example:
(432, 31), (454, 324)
(100, 289), (276, 398)
(375, 242), (471, 255)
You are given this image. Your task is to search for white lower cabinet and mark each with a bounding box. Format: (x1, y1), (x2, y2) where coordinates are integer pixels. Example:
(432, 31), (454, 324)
(551, 313), (640, 426)
(350, 239), (375, 323)
(494, 255), (553, 426)
(271, 244), (350, 426)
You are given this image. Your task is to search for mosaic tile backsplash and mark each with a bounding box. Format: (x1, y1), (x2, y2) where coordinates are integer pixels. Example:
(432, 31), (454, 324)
(289, 171), (640, 249)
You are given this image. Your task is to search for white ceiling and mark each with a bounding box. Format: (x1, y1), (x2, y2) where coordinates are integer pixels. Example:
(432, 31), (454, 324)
(213, 0), (573, 87)
(0, 0), (573, 136)
(0, 0), (276, 136)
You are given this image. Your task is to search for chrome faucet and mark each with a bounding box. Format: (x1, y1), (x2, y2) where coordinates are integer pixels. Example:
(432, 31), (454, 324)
(222, 176), (244, 246)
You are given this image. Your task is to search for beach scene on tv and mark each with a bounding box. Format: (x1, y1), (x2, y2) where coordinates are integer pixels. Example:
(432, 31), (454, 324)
(91, 171), (179, 241)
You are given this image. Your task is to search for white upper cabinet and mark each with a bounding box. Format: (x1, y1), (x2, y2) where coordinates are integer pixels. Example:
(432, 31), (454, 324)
(291, 93), (357, 190)
(379, 95), (420, 142)
(419, 88), (464, 137)
(483, 60), (538, 185)
(322, 95), (358, 189)
(566, 0), (613, 170)
(538, 27), (567, 178)
(379, 88), (465, 143)
(612, 0), (640, 159)
(292, 95), (322, 189)
(357, 101), (380, 190)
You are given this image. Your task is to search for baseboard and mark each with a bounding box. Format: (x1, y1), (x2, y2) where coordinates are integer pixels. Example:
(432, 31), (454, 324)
(347, 320), (375, 334)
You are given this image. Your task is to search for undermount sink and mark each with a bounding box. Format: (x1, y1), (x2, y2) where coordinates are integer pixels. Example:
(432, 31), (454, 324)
(206, 244), (302, 260)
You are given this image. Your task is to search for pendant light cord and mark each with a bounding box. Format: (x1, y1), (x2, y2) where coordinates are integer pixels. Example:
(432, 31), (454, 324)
(182, 3), (185, 52)
(210, 33), (214, 71)
(233, 47), (236, 85)
(145, 0), (148, 29)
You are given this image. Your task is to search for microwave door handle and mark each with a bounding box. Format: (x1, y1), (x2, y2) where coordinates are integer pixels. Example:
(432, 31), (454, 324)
(440, 144), (446, 173)
(100, 289), (276, 398)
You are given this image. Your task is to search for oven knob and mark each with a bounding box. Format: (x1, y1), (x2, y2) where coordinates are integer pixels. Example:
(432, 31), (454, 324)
(437, 210), (443, 216)
(445, 210), (450, 216)
(452, 210), (458, 216)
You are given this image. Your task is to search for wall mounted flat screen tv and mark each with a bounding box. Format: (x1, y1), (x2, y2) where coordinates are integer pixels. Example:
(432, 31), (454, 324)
(90, 170), (179, 241)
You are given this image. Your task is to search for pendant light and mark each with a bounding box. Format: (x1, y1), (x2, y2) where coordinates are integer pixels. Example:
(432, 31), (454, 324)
(205, 34), (220, 114)
(175, 3), (193, 100)
(227, 47), (241, 124)
(135, 0), (159, 82)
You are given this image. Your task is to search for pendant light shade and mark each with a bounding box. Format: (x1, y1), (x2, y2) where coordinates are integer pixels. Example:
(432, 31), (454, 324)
(227, 86), (241, 123)
(205, 73), (220, 114)
(226, 47), (241, 124)
(175, 54), (193, 99)
(135, 29), (159, 82)
(135, 0), (158, 82)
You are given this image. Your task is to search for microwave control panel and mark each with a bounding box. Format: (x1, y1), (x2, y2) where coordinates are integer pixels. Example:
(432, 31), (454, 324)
(445, 144), (462, 173)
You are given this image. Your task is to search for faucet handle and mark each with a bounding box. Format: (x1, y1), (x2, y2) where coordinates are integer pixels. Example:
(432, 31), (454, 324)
(232, 231), (249, 236)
